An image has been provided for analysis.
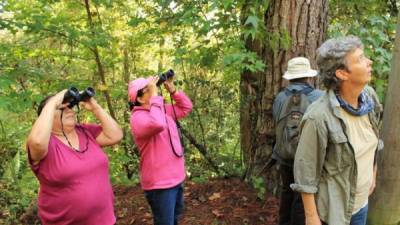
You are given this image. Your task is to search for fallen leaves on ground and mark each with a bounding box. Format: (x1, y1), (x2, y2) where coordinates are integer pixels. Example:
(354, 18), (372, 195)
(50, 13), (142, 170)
(114, 178), (279, 225)
(19, 178), (279, 225)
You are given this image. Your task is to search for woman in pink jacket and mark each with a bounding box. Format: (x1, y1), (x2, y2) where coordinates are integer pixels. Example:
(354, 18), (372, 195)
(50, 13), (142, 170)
(128, 76), (193, 225)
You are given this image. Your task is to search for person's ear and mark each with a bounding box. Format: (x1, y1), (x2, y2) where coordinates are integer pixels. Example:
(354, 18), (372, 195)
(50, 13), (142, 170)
(137, 96), (145, 104)
(335, 69), (349, 81)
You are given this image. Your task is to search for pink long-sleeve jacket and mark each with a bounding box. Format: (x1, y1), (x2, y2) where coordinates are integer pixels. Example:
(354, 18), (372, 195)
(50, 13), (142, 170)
(130, 91), (193, 190)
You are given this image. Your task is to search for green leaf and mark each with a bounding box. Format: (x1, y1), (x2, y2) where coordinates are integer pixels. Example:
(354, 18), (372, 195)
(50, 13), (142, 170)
(244, 15), (259, 29)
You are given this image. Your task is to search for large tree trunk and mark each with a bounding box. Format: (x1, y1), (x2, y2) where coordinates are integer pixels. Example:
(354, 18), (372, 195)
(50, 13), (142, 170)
(368, 15), (400, 225)
(240, 0), (328, 184)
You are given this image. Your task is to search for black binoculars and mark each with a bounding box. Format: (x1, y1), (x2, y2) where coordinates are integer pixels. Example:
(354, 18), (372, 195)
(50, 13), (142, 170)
(156, 69), (175, 86)
(63, 87), (95, 108)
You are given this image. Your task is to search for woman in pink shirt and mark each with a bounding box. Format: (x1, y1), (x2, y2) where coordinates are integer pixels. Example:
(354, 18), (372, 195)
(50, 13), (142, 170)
(128, 76), (192, 225)
(26, 89), (123, 225)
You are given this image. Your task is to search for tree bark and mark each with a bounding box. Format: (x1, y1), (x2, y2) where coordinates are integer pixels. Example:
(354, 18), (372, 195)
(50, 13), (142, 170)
(84, 0), (116, 119)
(180, 127), (223, 175)
(368, 15), (400, 225)
(122, 47), (140, 179)
(240, 0), (328, 183)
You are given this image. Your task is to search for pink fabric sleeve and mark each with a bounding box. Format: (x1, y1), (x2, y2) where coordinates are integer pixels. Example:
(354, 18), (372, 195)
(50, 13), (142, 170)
(131, 96), (167, 139)
(26, 144), (40, 173)
(165, 91), (193, 120)
(26, 138), (55, 174)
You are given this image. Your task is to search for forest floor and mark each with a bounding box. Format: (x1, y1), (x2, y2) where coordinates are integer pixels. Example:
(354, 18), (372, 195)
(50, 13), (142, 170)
(115, 177), (279, 225)
(21, 178), (279, 225)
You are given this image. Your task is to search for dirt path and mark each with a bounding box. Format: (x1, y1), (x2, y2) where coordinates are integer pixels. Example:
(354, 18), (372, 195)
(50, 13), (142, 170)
(114, 178), (279, 225)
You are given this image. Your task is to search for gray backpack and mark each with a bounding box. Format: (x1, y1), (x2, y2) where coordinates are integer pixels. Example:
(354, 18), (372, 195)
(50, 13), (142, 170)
(275, 87), (313, 161)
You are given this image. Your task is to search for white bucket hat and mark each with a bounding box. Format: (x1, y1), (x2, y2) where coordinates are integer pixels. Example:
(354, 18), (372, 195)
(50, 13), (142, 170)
(283, 57), (318, 80)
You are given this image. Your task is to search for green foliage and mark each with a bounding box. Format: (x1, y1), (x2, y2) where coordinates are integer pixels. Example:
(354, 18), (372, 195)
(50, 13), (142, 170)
(268, 28), (291, 54)
(0, 113), (37, 223)
(241, 0), (269, 43)
(107, 145), (140, 186)
(329, 0), (397, 102)
(0, 0), (398, 222)
(249, 176), (265, 200)
(1, 0), (246, 222)
(0, 162), (38, 224)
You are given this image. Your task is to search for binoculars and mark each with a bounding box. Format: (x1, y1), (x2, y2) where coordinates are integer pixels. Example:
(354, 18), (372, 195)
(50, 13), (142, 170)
(63, 87), (95, 108)
(156, 69), (175, 86)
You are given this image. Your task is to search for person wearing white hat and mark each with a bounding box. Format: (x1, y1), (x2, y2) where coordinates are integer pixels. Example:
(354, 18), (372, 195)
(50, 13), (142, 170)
(282, 57), (319, 80)
(272, 57), (324, 225)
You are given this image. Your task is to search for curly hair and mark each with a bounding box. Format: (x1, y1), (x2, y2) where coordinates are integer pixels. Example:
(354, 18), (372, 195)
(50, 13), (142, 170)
(317, 36), (363, 90)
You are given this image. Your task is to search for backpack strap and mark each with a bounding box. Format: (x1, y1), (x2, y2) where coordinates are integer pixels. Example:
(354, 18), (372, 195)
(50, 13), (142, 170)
(275, 85), (314, 161)
(278, 86), (313, 122)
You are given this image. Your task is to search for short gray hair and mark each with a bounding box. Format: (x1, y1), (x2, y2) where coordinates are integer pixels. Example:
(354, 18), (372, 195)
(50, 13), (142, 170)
(317, 36), (363, 90)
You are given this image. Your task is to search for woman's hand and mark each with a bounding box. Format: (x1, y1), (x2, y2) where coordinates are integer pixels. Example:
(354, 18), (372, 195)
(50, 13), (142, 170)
(147, 76), (160, 97)
(163, 77), (176, 94)
(48, 89), (69, 110)
(80, 97), (101, 112)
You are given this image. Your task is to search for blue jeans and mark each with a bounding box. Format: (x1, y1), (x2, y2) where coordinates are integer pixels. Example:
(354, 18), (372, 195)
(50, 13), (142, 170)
(144, 183), (184, 225)
(350, 204), (368, 225)
(321, 204), (368, 225)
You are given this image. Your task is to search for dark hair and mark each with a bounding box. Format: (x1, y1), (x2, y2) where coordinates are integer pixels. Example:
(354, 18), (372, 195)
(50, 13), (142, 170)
(37, 95), (54, 116)
(133, 88), (145, 107)
(289, 77), (311, 84)
(128, 88), (146, 111)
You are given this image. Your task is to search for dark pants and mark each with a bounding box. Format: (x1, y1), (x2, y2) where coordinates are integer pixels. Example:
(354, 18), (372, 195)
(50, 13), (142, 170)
(279, 164), (305, 225)
(144, 183), (184, 225)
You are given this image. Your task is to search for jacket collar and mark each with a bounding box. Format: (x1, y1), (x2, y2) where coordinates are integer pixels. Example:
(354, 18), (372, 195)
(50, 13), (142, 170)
(327, 89), (379, 136)
(328, 89), (344, 120)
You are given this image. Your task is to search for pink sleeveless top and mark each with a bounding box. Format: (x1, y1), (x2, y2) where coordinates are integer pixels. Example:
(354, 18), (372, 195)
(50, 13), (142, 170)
(28, 124), (115, 225)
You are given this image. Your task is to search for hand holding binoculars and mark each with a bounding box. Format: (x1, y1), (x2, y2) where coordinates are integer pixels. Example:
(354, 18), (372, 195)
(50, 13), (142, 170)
(156, 69), (175, 86)
(63, 87), (95, 108)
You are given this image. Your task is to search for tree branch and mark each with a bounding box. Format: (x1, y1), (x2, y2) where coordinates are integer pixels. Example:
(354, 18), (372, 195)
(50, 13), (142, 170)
(181, 127), (230, 176)
(83, 0), (116, 119)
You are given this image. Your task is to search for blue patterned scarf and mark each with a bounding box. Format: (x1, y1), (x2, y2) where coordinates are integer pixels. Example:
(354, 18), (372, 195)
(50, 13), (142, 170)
(336, 91), (374, 116)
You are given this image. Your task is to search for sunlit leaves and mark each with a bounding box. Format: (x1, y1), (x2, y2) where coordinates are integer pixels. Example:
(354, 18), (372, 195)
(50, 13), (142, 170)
(329, 0), (396, 102)
(223, 50), (265, 73)
(244, 15), (259, 29)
